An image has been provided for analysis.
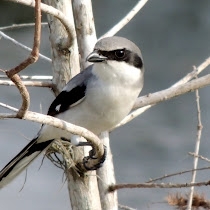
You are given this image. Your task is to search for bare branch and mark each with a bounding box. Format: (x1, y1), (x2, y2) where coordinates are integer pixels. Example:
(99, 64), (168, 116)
(97, 132), (118, 209)
(72, 0), (97, 70)
(5, 0), (42, 118)
(0, 31), (51, 62)
(109, 106), (150, 131)
(0, 80), (53, 88)
(0, 75), (52, 80)
(0, 22), (48, 30)
(100, 0), (148, 39)
(118, 204), (137, 210)
(172, 57), (210, 88)
(111, 56), (210, 130)
(109, 180), (210, 192)
(0, 102), (18, 112)
(188, 152), (210, 163)
(0, 103), (105, 172)
(187, 89), (203, 209)
(134, 74), (210, 110)
(8, 0), (76, 48)
(146, 166), (210, 183)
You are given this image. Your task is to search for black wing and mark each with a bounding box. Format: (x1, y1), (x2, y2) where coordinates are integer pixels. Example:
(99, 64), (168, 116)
(47, 65), (93, 116)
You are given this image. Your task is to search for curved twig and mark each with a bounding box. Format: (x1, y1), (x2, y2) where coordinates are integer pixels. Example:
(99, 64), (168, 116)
(5, 0), (42, 118)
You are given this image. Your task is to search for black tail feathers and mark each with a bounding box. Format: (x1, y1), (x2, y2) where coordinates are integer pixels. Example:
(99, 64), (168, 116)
(0, 137), (53, 188)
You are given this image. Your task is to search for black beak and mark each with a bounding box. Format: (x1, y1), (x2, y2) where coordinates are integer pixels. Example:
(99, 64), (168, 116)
(86, 50), (107, 63)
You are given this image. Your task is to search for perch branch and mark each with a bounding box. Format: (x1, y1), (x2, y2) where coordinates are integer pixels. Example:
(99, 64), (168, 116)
(101, 0), (148, 38)
(0, 102), (105, 172)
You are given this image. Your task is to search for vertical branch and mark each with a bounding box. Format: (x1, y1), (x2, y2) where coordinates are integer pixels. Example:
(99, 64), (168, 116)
(72, 0), (97, 70)
(5, 0), (42, 118)
(72, 1), (118, 209)
(187, 86), (203, 210)
(43, 0), (80, 95)
(68, 1), (102, 209)
(97, 132), (118, 210)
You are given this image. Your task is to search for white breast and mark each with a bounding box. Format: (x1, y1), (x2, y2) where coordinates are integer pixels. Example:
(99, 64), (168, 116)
(38, 61), (143, 141)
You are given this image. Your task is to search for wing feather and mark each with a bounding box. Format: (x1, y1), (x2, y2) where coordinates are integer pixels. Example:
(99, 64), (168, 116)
(48, 65), (93, 116)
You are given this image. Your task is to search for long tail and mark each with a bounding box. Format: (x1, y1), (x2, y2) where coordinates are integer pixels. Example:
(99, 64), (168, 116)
(0, 137), (54, 189)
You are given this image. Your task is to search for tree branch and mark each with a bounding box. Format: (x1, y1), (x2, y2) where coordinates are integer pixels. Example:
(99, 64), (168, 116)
(111, 56), (210, 130)
(109, 180), (210, 192)
(8, 0), (76, 49)
(0, 75), (52, 80)
(187, 86), (203, 210)
(0, 22), (48, 30)
(4, 0), (42, 119)
(188, 152), (210, 163)
(146, 166), (210, 183)
(0, 102), (105, 173)
(134, 74), (210, 109)
(0, 31), (51, 62)
(100, 0), (148, 39)
(0, 80), (53, 88)
(72, 0), (97, 70)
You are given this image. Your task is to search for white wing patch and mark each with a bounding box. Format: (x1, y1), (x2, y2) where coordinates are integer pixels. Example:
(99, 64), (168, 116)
(55, 104), (61, 112)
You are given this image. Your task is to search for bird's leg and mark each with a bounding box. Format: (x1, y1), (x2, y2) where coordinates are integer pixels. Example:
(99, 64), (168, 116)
(82, 145), (107, 171)
(61, 137), (107, 170)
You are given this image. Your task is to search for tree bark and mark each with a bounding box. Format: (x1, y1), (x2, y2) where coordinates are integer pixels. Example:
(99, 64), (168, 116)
(43, 0), (80, 94)
(97, 132), (118, 210)
(43, 0), (102, 209)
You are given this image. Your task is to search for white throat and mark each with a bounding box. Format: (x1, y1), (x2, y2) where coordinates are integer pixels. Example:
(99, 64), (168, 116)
(92, 60), (142, 86)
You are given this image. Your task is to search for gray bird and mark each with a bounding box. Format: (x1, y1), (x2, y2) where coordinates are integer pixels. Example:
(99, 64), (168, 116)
(0, 36), (144, 188)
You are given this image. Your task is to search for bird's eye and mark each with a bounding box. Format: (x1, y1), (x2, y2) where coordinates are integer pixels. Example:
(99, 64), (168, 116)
(115, 49), (125, 59)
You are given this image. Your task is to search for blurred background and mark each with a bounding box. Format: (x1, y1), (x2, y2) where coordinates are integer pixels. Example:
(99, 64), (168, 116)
(0, 0), (210, 209)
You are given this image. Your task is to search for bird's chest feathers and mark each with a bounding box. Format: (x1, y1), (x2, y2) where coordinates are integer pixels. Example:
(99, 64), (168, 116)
(87, 63), (141, 123)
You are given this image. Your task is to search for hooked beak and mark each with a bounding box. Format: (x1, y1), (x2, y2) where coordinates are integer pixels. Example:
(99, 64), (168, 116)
(86, 50), (107, 63)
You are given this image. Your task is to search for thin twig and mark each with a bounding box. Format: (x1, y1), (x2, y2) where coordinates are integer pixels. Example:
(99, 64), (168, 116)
(0, 75), (52, 80)
(0, 22), (48, 30)
(118, 204), (137, 210)
(0, 31), (51, 62)
(100, 0), (148, 38)
(5, 0), (42, 118)
(146, 166), (210, 183)
(0, 80), (53, 88)
(109, 180), (210, 192)
(187, 84), (203, 210)
(8, 0), (76, 48)
(0, 102), (18, 112)
(188, 152), (210, 163)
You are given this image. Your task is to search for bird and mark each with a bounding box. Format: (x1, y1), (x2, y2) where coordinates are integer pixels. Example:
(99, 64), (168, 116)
(0, 36), (144, 188)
